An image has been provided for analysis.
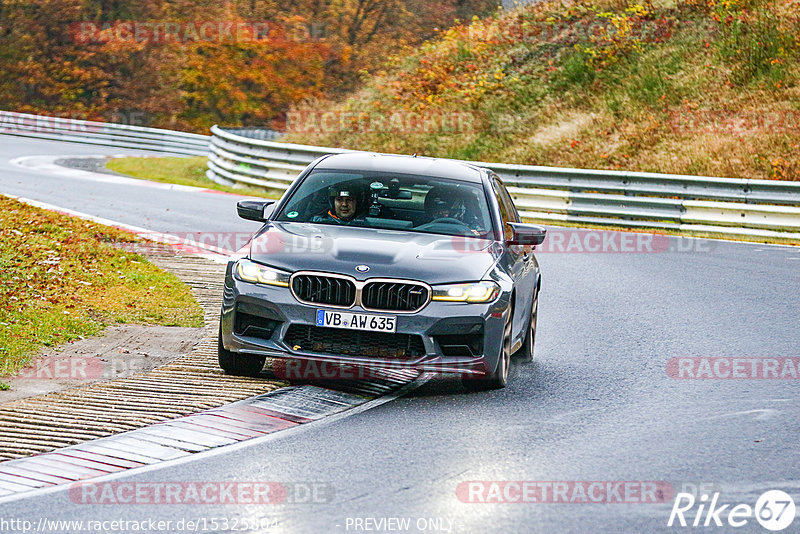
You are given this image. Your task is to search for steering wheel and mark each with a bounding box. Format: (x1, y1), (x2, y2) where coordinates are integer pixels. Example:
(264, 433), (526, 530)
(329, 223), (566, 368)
(416, 217), (473, 232)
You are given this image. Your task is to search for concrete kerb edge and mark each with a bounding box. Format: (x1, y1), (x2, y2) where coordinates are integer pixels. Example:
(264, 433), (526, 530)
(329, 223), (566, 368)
(0, 373), (432, 505)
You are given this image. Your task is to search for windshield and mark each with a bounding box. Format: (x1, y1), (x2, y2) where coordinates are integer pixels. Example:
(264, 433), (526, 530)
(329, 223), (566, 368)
(275, 170), (495, 238)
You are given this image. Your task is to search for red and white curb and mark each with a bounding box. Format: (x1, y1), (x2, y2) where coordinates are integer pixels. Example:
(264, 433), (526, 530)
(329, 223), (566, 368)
(0, 371), (426, 502)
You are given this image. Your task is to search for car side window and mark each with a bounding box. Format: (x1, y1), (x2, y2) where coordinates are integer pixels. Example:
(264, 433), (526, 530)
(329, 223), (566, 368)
(491, 176), (518, 241)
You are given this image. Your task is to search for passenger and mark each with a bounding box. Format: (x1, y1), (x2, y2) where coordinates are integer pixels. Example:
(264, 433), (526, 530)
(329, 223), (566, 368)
(423, 186), (482, 232)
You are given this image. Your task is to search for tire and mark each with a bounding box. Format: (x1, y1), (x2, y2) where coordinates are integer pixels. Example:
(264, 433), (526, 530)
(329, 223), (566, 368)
(463, 309), (512, 391)
(218, 326), (266, 377)
(515, 287), (538, 363)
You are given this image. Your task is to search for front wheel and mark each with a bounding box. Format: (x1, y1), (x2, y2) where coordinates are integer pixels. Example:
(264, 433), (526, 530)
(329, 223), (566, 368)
(463, 311), (511, 391)
(218, 326), (266, 377)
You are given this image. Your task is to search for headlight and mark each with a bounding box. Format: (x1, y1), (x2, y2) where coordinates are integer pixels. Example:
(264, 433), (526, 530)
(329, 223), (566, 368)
(234, 259), (291, 287)
(431, 281), (500, 303)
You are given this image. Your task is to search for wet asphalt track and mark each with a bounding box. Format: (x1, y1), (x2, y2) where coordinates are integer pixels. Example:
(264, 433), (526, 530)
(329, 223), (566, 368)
(0, 134), (798, 533)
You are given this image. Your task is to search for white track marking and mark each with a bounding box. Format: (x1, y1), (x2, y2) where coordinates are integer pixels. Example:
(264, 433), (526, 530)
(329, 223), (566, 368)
(3, 194), (232, 264)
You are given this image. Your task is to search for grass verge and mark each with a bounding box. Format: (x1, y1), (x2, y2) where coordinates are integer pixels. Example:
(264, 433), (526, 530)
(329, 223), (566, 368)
(105, 156), (279, 198)
(0, 196), (203, 387)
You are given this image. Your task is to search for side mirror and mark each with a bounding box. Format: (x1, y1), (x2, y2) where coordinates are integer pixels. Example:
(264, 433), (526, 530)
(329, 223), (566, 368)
(507, 223), (546, 246)
(237, 200), (276, 222)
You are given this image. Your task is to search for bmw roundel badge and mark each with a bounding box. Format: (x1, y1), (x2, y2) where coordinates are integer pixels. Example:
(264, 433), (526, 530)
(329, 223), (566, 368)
(355, 265), (370, 273)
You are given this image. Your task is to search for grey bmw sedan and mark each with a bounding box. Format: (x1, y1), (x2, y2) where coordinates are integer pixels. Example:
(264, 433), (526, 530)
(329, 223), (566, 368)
(219, 152), (545, 390)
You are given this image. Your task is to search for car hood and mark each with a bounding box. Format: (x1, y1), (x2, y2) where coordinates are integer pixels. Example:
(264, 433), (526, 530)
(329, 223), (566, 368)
(247, 222), (501, 284)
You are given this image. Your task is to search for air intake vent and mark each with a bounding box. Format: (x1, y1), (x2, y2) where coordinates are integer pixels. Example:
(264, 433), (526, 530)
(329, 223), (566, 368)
(284, 325), (426, 359)
(234, 312), (280, 340)
(434, 333), (484, 357)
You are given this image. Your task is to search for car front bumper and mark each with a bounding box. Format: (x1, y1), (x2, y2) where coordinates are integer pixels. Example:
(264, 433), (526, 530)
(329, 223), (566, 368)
(219, 264), (511, 377)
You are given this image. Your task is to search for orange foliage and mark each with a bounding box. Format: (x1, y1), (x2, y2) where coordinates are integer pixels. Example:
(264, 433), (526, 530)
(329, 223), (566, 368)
(0, 0), (497, 131)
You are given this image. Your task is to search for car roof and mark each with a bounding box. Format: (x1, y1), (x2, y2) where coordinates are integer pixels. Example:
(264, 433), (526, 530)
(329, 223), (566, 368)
(312, 152), (486, 184)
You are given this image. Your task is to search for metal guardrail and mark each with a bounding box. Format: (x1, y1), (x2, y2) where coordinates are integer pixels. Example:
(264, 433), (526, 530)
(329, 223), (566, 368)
(222, 127), (282, 141)
(208, 126), (800, 240)
(3, 112), (796, 240)
(0, 111), (209, 156)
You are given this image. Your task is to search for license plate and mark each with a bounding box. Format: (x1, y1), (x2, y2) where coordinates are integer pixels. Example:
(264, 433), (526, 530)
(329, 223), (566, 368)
(316, 310), (397, 333)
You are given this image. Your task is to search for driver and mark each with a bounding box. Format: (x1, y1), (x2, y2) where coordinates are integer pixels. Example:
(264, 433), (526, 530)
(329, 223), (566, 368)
(423, 185), (481, 233)
(311, 186), (365, 225)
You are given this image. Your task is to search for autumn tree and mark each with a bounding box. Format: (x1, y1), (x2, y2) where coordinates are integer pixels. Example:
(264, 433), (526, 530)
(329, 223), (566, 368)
(0, 0), (499, 130)
(0, 0), (177, 121)
(252, 0), (500, 95)
(175, 26), (331, 130)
